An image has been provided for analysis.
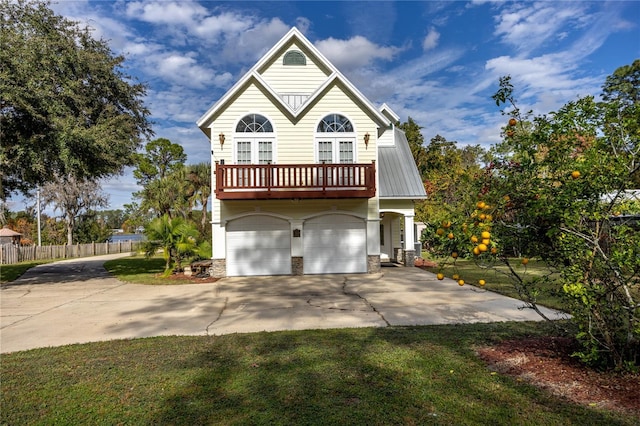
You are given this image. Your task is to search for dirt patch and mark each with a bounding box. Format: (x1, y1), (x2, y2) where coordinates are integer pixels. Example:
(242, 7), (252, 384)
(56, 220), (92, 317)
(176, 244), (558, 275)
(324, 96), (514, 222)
(476, 336), (640, 417)
(163, 272), (218, 284)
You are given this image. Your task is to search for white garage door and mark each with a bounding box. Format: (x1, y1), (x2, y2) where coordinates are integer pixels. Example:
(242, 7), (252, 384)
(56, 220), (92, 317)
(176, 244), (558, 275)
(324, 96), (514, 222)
(226, 216), (291, 276)
(304, 214), (367, 274)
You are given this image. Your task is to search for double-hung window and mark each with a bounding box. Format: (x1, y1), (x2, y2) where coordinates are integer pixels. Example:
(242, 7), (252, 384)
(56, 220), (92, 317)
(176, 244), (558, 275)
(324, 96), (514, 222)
(316, 114), (356, 186)
(235, 114), (275, 186)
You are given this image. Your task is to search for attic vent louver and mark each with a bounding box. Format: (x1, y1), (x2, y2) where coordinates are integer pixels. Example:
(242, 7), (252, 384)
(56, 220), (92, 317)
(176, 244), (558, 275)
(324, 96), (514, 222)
(283, 50), (306, 66)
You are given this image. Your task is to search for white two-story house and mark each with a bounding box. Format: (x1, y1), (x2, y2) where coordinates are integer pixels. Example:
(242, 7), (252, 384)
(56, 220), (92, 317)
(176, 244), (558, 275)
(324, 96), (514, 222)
(197, 27), (426, 277)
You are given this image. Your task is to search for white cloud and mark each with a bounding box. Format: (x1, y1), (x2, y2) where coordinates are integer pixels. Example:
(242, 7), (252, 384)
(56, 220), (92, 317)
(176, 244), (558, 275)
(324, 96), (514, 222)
(125, 0), (207, 26)
(315, 35), (402, 73)
(193, 11), (252, 39)
(214, 18), (290, 64)
(422, 27), (440, 52)
(295, 17), (311, 34)
(493, 2), (590, 54)
(139, 49), (234, 90)
(484, 53), (601, 112)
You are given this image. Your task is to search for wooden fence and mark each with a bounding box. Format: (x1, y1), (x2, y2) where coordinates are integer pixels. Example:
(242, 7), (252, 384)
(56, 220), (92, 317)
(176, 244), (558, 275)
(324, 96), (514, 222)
(0, 241), (142, 265)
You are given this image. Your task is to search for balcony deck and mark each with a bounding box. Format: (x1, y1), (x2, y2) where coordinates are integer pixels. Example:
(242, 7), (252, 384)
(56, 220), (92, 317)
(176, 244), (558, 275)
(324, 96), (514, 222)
(215, 162), (376, 200)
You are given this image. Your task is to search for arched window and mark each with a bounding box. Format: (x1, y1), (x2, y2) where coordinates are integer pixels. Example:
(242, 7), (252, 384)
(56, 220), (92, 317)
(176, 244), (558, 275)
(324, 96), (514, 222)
(234, 114), (275, 165)
(315, 114), (355, 164)
(236, 114), (273, 133)
(317, 114), (354, 133)
(283, 50), (306, 66)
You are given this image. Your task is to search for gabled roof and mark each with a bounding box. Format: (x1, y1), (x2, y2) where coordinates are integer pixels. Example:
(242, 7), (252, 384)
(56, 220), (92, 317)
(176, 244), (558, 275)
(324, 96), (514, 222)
(0, 226), (21, 237)
(379, 128), (428, 199)
(197, 27), (390, 137)
(379, 103), (400, 124)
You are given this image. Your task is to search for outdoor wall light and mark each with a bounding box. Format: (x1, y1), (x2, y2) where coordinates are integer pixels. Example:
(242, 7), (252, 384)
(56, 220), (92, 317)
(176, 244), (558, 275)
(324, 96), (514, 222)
(364, 132), (370, 148)
(219, 132), (225, 147)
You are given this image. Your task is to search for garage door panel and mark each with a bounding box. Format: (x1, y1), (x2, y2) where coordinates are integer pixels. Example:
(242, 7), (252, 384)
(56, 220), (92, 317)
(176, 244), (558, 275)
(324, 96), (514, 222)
(227, 216), (291, 276)
(304, 214), (366, 274)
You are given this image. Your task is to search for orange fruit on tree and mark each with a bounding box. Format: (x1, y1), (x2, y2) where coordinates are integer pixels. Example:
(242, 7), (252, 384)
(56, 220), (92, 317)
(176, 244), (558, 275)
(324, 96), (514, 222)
(477, 243), (488, 252)
(478, 279), (486, 286)
(508, 118), (517, 126)
(436, 228), (445, 236)
(458, 279), (465, 286)
(437, 273), (445, 280)
(452, 274), (459, 280)
(482, 238), (491, 245)
(473, 247), (481, 256)
(521, 257), (529, 265)
(451, 252), (459, 259)
(447, 233), (454, 239)
(479, 213), (487, 221)
(470, 235), (479, 243)
(476, 201), (486, 210)
(442, 220), (451, 228)
(571, 170), (581, 179)
(491, 247), (498, 254)
(481, 231), (491, 239)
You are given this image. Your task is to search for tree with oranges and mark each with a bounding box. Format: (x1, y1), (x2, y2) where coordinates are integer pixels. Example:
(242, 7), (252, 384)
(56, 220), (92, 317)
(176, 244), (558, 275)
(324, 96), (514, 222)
(432, 62), (639, 371)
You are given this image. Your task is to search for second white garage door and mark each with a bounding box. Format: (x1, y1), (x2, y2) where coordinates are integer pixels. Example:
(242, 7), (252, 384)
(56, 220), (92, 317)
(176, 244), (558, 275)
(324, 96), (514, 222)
(226, 216), (291, 276)
(303, 214), (367, 274)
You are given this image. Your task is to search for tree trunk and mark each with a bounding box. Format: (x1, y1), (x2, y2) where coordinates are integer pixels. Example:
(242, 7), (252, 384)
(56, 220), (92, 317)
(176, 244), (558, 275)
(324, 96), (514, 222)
(66, 214), (74, 245)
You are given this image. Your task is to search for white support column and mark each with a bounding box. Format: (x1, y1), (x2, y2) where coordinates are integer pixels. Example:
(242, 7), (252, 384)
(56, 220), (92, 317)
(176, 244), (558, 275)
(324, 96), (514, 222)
(366, 218), (381, 255)
(290, 219), (304, 257)
(212, 222), (226, 259)
(404, 215), (415, 251)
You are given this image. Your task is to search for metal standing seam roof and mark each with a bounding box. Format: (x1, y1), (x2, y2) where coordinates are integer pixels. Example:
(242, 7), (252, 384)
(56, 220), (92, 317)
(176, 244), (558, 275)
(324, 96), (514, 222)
(378, 128), (428, 199)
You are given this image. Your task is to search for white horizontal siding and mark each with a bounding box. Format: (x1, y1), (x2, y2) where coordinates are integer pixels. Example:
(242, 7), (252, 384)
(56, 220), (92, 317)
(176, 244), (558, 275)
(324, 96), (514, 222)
(260, 42), (330, 94)
(211, 83), (379, 166)
(220, 199), (369, 221)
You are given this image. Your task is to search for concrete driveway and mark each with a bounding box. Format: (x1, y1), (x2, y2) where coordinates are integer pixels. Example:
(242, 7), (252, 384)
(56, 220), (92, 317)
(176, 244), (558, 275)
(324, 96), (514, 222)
(0, 254), (565, 353)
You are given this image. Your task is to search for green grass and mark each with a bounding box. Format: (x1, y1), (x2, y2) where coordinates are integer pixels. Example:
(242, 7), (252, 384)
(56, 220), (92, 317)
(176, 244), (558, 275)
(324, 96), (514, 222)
(0, 260), (53, 284)
(424, 257), (565, 311)
(2, 322), (636, 425)
(103, 255), (198, 285)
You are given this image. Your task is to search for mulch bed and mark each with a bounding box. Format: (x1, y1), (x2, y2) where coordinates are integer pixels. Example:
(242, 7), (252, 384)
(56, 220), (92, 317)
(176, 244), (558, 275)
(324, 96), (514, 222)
(476, 336), (640, 417)
(165, 272), (218, 283)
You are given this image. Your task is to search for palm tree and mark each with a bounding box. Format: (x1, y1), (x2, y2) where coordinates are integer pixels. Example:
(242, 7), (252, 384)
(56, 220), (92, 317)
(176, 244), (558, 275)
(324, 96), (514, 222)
(143, 214), (199, 275)
(185, 162), (211, 233)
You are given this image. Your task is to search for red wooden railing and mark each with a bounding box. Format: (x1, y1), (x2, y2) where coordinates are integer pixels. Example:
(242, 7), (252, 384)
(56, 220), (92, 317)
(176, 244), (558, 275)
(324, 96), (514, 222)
(215, 162), (376, 199)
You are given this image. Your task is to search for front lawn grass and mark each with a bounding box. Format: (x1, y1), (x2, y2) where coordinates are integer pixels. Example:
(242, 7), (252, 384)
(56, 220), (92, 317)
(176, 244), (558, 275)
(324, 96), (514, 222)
(2, 321), (635, 425)
(423, 257), (565, 311)
(0, 260), (52, 284)
(103, 255), (196, 285)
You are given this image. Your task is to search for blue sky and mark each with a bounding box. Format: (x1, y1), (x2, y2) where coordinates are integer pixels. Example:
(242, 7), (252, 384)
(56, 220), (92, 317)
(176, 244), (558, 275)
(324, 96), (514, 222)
(12, 1), (640, 213)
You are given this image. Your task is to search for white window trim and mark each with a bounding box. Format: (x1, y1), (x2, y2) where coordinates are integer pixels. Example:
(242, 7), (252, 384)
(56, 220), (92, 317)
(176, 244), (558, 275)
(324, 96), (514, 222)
(233, 113), (277, 165)
(314, 135), (357, 163)
(314, 113), (358, 163)
(233, 134), (277, 164)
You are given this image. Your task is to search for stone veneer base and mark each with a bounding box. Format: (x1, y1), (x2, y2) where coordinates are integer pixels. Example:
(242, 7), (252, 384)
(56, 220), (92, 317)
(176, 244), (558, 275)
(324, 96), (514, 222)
(210, 259), (226, 278)
(403, 249), (415, 267)
(292, 257), (303, 275)
(367, 255), (381, 274)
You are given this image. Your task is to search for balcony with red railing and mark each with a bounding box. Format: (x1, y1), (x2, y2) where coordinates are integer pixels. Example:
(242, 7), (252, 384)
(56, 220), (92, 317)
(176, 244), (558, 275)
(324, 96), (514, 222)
(215, 161), (376, 199)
